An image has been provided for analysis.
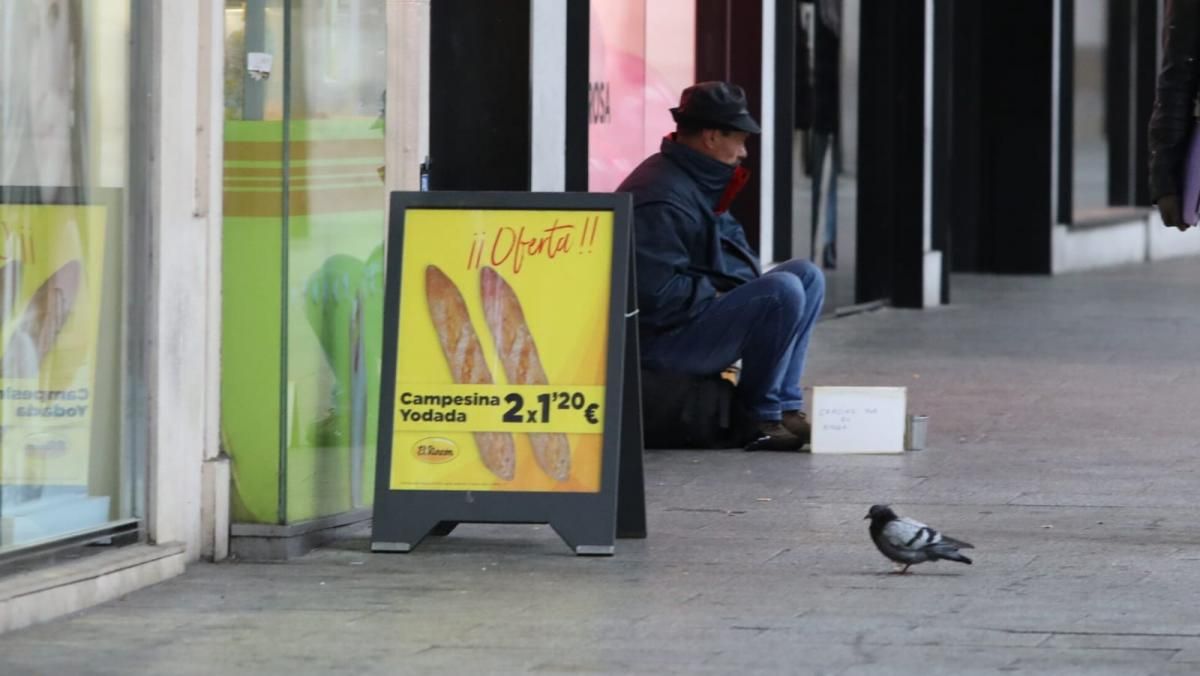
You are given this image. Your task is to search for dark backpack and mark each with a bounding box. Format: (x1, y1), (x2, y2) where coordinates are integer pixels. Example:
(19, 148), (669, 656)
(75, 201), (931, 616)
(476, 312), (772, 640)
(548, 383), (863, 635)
(640, 369), (759, 449)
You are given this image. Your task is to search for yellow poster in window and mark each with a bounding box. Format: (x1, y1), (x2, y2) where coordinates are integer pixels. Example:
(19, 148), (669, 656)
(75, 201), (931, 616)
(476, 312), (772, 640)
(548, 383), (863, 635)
(390, 209), (613, 493)
(0, 204), (106, 487)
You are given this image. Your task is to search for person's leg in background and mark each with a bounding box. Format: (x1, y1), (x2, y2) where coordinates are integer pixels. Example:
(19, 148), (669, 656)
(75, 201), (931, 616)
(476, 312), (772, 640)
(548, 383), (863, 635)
(810, 131), (838, 269)
(820, 134), (838, 269)
(809, 131), (829, 262)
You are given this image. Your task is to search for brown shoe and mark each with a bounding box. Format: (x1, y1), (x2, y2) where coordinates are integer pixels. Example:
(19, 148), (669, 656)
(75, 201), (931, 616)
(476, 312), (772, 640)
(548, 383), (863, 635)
(782, 410), (811, 443)
(745, 421), (806, 451)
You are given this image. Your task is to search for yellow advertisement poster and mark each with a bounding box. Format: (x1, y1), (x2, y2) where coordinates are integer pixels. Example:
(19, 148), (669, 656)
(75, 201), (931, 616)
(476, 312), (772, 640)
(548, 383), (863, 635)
(391, 209), (613, 492)
(0, 204), (106, 486)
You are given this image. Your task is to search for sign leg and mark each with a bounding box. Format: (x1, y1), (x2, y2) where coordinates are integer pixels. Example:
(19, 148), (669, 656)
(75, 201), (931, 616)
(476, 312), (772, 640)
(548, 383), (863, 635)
(429, 521), (458, 536)
(370, 514), (444, 553)
(550, 519), (616, 556)
(616, 265), (646, 539)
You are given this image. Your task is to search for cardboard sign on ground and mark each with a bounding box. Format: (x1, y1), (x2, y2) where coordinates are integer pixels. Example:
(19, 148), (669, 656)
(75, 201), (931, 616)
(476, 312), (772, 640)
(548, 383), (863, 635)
(811, 387), (907, 454)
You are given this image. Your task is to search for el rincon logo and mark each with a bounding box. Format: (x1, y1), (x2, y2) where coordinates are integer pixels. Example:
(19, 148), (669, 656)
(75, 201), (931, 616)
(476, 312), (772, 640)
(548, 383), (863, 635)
(412, 437), (458, 464)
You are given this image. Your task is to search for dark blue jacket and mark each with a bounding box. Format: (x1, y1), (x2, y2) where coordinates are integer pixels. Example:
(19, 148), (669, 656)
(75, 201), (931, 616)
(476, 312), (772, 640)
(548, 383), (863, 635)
(617, 136), (761, 333)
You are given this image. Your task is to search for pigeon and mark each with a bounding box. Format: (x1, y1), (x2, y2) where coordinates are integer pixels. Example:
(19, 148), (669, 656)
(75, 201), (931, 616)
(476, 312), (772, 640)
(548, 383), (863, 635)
(865, 504), (974, 574)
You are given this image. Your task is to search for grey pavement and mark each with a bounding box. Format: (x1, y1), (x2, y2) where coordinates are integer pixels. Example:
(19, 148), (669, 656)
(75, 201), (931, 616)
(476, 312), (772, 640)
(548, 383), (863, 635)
(5, 258), (1200, 675)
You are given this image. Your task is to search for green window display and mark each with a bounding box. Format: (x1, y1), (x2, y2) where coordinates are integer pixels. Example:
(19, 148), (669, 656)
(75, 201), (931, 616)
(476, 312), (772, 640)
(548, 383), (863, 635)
(222, 0), (388, 525)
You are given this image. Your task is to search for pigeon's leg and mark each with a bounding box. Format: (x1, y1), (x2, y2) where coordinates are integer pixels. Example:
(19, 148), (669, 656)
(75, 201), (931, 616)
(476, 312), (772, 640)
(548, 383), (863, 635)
(891, 563), (909, 575)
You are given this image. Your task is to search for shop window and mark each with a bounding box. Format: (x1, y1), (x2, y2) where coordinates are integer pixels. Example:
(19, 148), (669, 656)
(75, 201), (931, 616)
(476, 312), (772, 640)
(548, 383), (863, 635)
(1064, 0), (1156, 223)
(795, 0), (857, 310)
(222, 0), (387, 526)
(0, 1), (141, 555)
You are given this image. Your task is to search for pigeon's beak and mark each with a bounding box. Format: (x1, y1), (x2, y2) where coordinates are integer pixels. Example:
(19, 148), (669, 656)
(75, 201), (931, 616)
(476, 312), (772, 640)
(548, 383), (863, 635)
(863, 514), (870, 520)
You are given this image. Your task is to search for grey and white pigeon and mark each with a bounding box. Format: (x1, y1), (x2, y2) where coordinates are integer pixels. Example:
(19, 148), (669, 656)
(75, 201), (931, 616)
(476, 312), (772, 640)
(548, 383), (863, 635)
(865, 504), (974, 573)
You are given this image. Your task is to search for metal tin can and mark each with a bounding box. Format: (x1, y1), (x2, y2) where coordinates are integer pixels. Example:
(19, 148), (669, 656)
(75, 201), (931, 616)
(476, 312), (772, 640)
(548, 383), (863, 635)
(905, 415), (928, 451)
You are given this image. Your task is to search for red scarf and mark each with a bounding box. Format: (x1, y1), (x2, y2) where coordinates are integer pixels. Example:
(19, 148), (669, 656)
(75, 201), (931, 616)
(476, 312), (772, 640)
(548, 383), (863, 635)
(715, 165), (750, 215)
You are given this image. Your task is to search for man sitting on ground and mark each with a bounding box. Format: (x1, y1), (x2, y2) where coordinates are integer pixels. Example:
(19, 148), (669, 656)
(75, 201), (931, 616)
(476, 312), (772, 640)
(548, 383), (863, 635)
(618, 81), (826, 450)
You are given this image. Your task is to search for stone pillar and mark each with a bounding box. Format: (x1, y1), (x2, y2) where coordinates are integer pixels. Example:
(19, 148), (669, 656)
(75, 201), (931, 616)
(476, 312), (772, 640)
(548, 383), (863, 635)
(386, 0), (431, 194)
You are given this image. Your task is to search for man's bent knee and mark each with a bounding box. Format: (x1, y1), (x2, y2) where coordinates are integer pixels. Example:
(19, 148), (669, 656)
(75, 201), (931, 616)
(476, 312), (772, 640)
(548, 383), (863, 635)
(773, 258), (825, 292)
(750, 274), (807, 320)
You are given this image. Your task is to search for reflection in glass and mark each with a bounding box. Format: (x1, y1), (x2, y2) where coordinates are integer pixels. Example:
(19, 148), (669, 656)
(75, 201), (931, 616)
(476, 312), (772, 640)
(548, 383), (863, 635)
(222, 0), (387, 525)
(222, 0), (288, 526)
(285, 0), (387, 522)
(0, 2), (134, 553)
(794, 0), (856, 312)
(224, 0), (286, 121)
(588, 0), (647, 192)
(587, 0), (696, 192)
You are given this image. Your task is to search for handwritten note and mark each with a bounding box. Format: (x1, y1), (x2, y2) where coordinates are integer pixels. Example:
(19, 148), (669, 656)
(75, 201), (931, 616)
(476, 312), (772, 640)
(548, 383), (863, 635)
(247, 52), (273, 75)
(811, 387), (907, 454)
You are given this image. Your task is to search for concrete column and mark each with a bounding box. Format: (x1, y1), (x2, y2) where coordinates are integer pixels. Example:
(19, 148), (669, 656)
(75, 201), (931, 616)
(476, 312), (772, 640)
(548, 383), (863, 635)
(145, 3), (223, 561)
(386, 0), (431, 193)
(199, 0), (229, 561)
(530, 0), (567, 192)
(760, 0), (777, 264)
(921, 0), (942, 308)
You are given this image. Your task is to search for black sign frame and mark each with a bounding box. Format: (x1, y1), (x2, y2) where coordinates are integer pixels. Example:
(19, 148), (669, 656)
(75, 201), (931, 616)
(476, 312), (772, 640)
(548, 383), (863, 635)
(370, 191), (644, 555)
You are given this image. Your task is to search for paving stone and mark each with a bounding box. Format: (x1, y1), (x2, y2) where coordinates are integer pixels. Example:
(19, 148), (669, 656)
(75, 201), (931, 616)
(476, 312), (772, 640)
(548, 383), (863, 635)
(5, 261), (1200, 673)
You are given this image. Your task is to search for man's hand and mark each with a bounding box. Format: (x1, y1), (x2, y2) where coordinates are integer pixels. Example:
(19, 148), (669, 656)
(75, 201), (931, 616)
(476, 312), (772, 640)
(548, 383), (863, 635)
(1158, 194), (1190, 231)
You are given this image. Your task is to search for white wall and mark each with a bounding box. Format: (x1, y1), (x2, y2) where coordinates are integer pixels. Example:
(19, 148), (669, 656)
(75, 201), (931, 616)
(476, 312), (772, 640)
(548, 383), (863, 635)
(1149, 216), (1200, 259)
(760, 0), (776, 264)
(839, 0), (860, 176)
(921, 0), (940, 307)
(149, 3), (224, 560)
(1075, 0), (1106, 45)
(199, 0), (228, 562)
(1051, 211), (1200, 273)
(530, 0), (567, 192)
(1052, 221), (1146, 273)
(386, 0), (431, 194)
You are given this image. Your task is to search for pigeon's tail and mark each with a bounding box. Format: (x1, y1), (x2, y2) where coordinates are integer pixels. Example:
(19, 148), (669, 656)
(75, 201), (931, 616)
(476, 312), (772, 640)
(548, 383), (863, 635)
(941, 535), (974, 550)
(929, 545), (973, 565)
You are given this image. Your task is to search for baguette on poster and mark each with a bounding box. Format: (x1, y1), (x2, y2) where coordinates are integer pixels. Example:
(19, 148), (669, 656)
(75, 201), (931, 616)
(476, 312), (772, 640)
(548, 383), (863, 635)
(424, 264), (516, 481)
(480, 266), (571, 481)
(2, 260), (81, 379)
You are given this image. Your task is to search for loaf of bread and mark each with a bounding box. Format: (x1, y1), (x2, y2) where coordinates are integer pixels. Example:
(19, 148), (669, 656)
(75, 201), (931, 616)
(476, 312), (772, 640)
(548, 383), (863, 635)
(424, 265), (516, 480)
(480, 266), (570, 481)
(2, 260), (80, 379)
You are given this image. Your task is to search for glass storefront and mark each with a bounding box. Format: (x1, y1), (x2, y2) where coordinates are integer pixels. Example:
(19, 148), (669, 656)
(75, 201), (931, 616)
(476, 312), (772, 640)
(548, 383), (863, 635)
(223, 0), (387, 525)
(0, 1), (140, 554)
(588, 0), (860, 310)
(795, 0), (857, 311)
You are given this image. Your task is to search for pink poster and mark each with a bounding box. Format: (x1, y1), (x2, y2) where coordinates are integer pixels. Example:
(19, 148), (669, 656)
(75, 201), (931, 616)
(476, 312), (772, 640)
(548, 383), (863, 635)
(588, 0), (695, 192)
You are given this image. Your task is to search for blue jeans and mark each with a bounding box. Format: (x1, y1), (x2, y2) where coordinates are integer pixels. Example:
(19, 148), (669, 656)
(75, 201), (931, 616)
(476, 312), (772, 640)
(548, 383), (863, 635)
(640, 259), (825, 422)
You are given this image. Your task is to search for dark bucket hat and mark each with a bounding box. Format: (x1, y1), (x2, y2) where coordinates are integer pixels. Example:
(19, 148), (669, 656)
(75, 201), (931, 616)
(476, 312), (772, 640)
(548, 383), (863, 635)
(670, 81), (761, 134)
